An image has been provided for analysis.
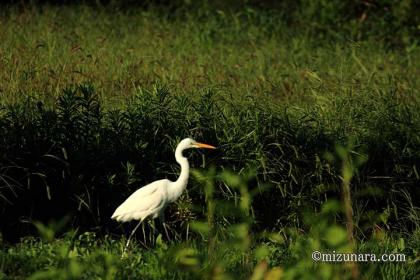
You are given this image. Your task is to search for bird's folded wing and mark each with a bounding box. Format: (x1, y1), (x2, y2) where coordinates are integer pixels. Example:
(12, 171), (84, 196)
(111, 180), (167, 222)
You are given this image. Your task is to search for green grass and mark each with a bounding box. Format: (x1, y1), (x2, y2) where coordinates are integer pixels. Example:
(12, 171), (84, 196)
(0, 6), (418, 107)
(1, 170), (419, 279)
(0, 4), (419, 280)
(1, 175), (418, 279)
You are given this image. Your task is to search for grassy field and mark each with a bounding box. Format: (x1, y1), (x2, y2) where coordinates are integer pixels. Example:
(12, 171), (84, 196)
(1, 5), (419, 106)
(0, 4), (419, 279)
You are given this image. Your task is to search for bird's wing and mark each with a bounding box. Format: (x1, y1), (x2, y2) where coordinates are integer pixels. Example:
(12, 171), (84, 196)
(111, 179), (169, 222)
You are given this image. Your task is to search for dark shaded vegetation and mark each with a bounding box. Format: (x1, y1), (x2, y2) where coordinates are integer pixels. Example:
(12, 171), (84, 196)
(2, 0), (419, 47)
(0, 2), (419, 278)
(0, 84), (418, 242)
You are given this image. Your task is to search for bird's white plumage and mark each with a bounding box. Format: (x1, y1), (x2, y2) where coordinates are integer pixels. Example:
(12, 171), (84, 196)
(111, 179), (170, 222)
(111, 138), (216, 226)
(111, 138), (215, 257)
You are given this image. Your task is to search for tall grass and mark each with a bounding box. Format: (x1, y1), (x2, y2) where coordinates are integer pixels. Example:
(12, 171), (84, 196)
(0, 6), (419, 106)
(0, 4), (419, 279)
(0, 83), (418, 240)
(1, 170), (418, 279)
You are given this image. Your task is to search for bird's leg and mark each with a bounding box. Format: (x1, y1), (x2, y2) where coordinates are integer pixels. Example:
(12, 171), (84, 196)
(151, 219), (159, 235)
(148, 220), (158, 245)
(163, 221), (171, 242)
(122, 220), (142, 258)
(159, 213), (171, 242)
(141, 223), (147, 246)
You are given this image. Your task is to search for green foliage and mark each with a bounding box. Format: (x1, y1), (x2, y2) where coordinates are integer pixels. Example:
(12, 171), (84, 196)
(0, 4), (419, 279)
(0, 5), (419, 105)
(1, 171), (418, 279)
(0, 80), (419, 242)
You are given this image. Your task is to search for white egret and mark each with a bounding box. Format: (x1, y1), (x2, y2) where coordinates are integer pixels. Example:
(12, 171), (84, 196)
(111, 138), (216, 256)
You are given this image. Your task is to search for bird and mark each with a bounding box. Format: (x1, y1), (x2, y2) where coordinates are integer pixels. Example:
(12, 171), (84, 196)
(111, 138), (216, 256)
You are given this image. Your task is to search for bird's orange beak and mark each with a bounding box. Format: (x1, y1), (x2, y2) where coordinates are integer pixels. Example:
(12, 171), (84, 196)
(195, 142), (216, 149)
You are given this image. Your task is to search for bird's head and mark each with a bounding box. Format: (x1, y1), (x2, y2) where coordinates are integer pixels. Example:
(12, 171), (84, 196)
(180, 138), (216, 150)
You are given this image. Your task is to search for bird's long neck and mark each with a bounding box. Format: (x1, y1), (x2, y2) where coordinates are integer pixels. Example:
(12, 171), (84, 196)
(170, 145), (189, 201)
